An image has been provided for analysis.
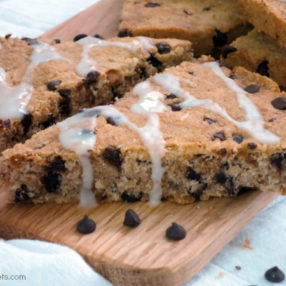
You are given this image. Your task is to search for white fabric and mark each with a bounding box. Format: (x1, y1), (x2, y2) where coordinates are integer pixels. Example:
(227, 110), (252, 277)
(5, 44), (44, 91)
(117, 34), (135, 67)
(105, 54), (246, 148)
(1, 1), (286, 285)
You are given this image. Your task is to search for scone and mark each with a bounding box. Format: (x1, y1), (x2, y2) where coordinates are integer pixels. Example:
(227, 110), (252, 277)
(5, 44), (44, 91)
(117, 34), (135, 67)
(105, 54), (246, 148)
(237, 0), (286, 48)
(119, 0), (249, 57)
(0, 35), (192, 152)
(220, 30), (286, 89)
(1, 60), (286, 205)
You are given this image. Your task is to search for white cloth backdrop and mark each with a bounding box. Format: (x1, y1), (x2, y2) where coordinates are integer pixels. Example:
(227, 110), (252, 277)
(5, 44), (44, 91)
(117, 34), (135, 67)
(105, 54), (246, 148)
(0, 0), (286, 285)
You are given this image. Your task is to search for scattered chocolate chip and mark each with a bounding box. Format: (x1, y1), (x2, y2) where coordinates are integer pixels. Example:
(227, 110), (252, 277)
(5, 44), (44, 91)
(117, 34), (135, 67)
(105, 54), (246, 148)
(121, 191), (143, 203)
(106, 117), (118, 126)
(265, 266), (285, 283)
(118, 29), (133, 37)
(166, 222), (186, 241)
(58, 88), (71, 116)
(203, 117), (216, 125)
(213, 30), (227, 47)
(15, 184), (30, 202)
(186, 167), (201, 181)
(73, 33), (88, 42)
(271, 153), (285, 170)
(244, 84), (260, 94)
(41, 114), (56, 128)
(103, 146), (122, 169)
(155, 42), (171, 54)
(212, 130), (225, 141)
(218, 148), (227, 156)
(54, 38), (61, 44)
(21, 37), (39, 45)
(169, 104), (182, 112)
(257, 60), (269, 77)
(85, 71), (100, 84)
(271, 97), (286, 110)
(235, 265), (241, 271)
(248, 142), (257, 150)
(47, 80), (62, 91)
(145, 2), (160, 7)
(2, 119), (11, 127)
(147, 54), (163, 71)
(232, 134), (244, 144)
(202, 7), (211, 11)
(5, 33), (12, 39)
(76, 215), (96, 234)
(21, 113), (33, 134)
(123, 209), (141, 227)
(221, 45), (237, 59)
(166, 94), (177, 100)
(93, 34), (104, 39)
(183, 9), (191, 15)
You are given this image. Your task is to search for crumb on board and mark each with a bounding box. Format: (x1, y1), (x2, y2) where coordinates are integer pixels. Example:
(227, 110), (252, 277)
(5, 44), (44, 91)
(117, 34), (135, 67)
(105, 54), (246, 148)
(242, 237), (253, 250)
(218, 272), (224, 278)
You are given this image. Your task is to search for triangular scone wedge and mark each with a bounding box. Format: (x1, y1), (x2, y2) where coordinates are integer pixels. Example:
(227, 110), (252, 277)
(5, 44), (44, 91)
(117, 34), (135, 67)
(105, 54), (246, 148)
(0, 36), (192, 152)
(1, 61), (286, 204)
(119, 0), (250, 56)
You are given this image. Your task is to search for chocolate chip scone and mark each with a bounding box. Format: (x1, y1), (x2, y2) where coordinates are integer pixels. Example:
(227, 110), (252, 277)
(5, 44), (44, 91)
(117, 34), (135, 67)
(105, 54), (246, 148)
(1, 60), (286, 205)
(221, 30), (286, 89)
(0, 35), (192, 152)
(119, 0), (250, 57)
(237, 0), (286, 48)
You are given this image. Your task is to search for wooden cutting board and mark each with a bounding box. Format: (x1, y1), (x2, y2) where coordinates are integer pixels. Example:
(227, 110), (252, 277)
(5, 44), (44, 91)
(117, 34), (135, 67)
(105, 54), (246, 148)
(0, 0), (279, 285)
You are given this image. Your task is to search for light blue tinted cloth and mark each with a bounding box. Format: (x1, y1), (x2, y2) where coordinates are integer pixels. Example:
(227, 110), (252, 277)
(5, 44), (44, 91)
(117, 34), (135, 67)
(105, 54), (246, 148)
(1, 1), (286, 285)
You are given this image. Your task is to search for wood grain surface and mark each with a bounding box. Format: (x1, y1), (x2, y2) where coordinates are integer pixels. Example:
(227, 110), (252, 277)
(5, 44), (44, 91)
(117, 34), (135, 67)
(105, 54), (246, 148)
(0, 0), (278, 285)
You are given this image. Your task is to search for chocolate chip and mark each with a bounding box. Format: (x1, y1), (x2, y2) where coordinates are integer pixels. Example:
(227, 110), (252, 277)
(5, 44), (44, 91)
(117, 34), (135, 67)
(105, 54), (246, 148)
(248, 142), (257, 150)
(166, 94), (177, 100)
(215, 172), (227, 184)
(221, 45), (237, 59)
(93, 34), (104, 39)
(54, 38), (61, 44)
(135, 66), (148, 79)
(186, 167), (201, 181)
(21, 37), (39, 45)
(232, 134), (243, 144)
(123, 209), (141, 227)
(118, 29), (133, 37)
(2, 119), (11, 127)
(155, 42), (171, 54)
(212, 131), (225, 141)
(203, 118), (216, 125)
(45, 156), (67, 173)
(244, 84), (260, 94)
(191, 184), (207, 201)
(238, 186), (257, 195)
(121, 191), (143, 203)
(40, 172), (61, 193)
(265, 266), (285, 283)
(213, 30), (227, 47)
(15, 184), (30, 202)
(147, 54), (163, 71)
(271, 153), (285, 170)
(47, 80), (62, 91)
(257, 60), (269, 77)
(145, 2), (160, 7)
(269, 117), (276, 122)
(73, 34), (88, 42)
(218, 148), (227, 156)
(202, 7), (211, 11)
(76, 215), (96, 234)
(235, 266), (241, 271)
(166, 222), (186, 241)
(41, 114), (56, 128)
(229, 74), (238, 80)
(58, 88), (71, 116)
(271, 97), (286, 110)
(5, 33), (12, 39)
(169, 104), (181, 112)
(106, 117), (118, 126)
(183, 9), (191, 15)
(21, 113), (33, 135)
(85, 71), (100, 84)
(103, 146), (122, 169)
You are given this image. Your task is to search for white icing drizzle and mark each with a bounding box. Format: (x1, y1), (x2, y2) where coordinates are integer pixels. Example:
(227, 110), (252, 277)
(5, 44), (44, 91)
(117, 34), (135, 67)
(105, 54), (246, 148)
(153, 63), (279, 144)
(0, 41), (63, 119)
(75, 36), (155, 76)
